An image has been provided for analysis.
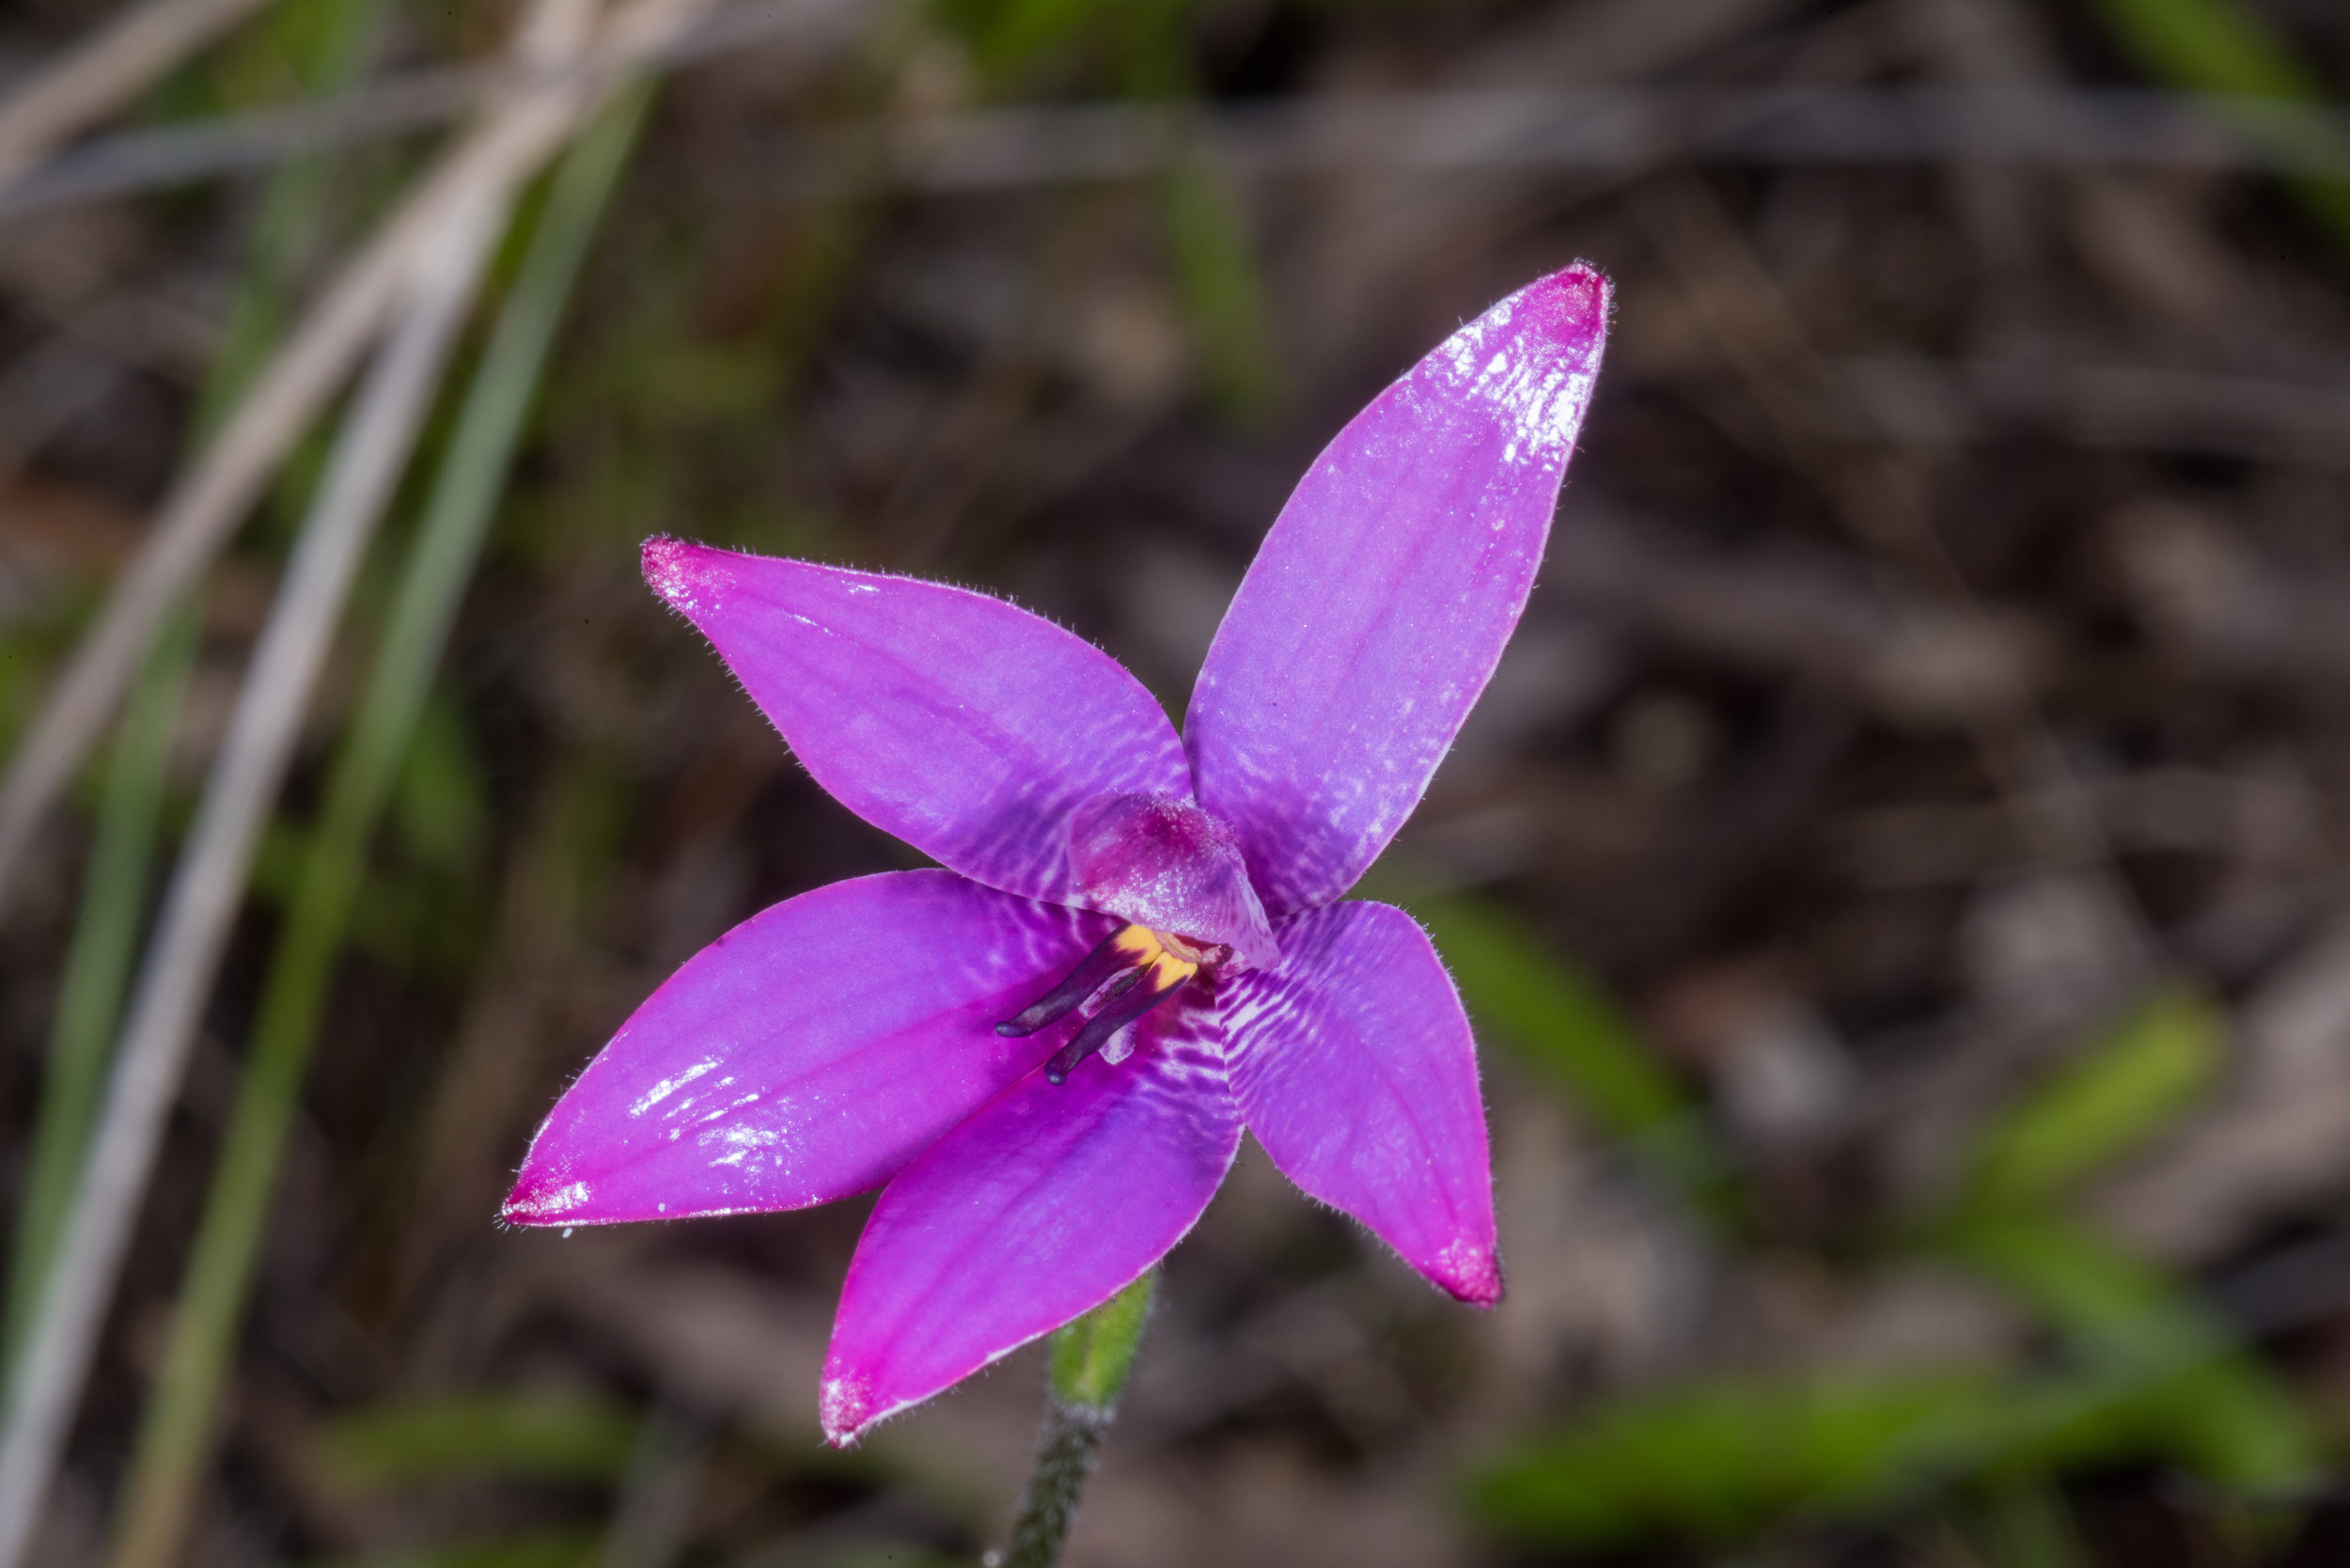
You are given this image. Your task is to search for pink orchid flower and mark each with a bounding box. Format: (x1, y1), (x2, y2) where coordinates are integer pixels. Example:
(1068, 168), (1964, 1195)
(503, 264), (1611, 1444)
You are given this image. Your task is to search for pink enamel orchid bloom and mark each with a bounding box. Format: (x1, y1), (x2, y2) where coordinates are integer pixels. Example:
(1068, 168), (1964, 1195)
(503, 264), (1611, 1445)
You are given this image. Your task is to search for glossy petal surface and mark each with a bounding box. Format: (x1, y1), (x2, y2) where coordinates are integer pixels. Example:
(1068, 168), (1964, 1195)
(1185, 266), (1610, 916)
(1225, 900), (1500, 1303)
(647, 540), (1193, 905)
(504, 871), (1117, 1226)
(819, 996), (1238, 1443)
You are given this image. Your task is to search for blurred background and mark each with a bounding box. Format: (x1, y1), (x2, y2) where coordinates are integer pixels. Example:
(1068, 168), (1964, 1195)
(1, 0), (2348, 1563)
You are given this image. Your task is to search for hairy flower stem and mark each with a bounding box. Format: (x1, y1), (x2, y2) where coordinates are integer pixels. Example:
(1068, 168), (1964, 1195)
(1000, 1271), (1156, 1568)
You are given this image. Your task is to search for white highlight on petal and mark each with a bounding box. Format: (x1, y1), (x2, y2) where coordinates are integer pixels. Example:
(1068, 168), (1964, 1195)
(515, 1180), (591, 1218)
(708, 1119), (787, 1169)
(1431, 287), (1598, 467)
(629, 1058), (718, 1118)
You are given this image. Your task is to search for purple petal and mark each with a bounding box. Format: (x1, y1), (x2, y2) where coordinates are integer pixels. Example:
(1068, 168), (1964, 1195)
(819, 996), (1237, 1443)
(503, 871), (1119, 1227)
(646, 540), (1192, 906)
(1224, 900), (1500, 1304)
(1184, 266), (1610, 917)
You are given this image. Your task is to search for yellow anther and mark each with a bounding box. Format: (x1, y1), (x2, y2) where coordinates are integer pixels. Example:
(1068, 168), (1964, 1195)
(1110, 925), (1164, 964)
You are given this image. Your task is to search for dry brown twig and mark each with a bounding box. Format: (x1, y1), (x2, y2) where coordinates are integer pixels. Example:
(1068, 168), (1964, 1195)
(0, 0), (282, 192)
(0, 0), (755, 1558)
(0, 0), (788, 922)
(0, 192), (507, 1568)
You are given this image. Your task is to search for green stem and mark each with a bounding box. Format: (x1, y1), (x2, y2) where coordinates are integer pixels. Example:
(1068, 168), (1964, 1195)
(1000, 1271), (1156, 1568)
(103, 86), (652, 1568)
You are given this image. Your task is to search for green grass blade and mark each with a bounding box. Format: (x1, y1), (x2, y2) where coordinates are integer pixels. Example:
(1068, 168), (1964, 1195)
(316, 1395), (641, 1489)
(2, 0), (388, 1389)
(199, 0), (392, 433)
(1925, 994), (2322, 1502)
(1465, 1370), (2006, 1548)
(2, 607), (196, 1368)
(1156, 156), (1281, 423)
(1962, 988), (2220, 1216)
(102, 87), (652, 1568)
(2084, 0), (2331, 104)
(1938, 1212), (2324, 1497)
(2082, 0), (2350, 252)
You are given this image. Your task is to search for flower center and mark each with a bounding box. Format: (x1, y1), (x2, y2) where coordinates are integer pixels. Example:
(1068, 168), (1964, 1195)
(995, 924), (1225, 1084)
(1064, 792), (1278, 970)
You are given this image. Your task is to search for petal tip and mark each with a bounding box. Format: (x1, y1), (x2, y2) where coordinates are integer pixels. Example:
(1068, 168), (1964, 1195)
(819, 1369), (879, 1448)
(1504, 263), (1611, 361)
(500, 1168), (592, 1226)
(1531, 260), (1611, 331)
(1435, 1237), (1504, 1308)
(641, 535), (729, 617)
(1438, 265), (1611, 463)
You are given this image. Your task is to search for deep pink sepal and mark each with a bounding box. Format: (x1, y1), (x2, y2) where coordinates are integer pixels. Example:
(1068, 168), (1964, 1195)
(502, 871), (1118, 1227)
(1184, 265), (1611, 917)
(1224, 900), (1501, 1305)
(818, 995), (1237, 1444)
(644, 541), (1194, 908)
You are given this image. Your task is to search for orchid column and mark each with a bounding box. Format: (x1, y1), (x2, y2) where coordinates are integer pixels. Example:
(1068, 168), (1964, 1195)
(502, 264), (1609, 1543)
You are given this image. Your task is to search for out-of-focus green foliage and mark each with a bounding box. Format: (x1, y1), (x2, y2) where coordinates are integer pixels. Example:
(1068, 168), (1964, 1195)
(632, 339), (788, 430)
(315, 1395), (640, 1490)
(1923, 988), (2323, 1498)
(1472, 979), (2321, 1555)
(1467, 1371), (2004, 1547)
(249, 820), (485, 974)
(2086, 0), (2334, 105)
(938, 0), (1118, 78)
(1938, 1213), (2324, 1496)
(4, 0), (2333, 1560)
(1960, 988), (2220, 1216)
(392, 692), (493, 877)
(1470, 1307), (2312, 1553)
(3, 611), (195, 1373)
(1157, 160), (1281, 422)
(203, 0), (394, 408)
(936, 0), (1197, 86)
(928, 0), (1282, 422)
(1961, 1477), (2089, 1568)
(108, 90), (655, 1568)
(6, 0), (393, 1399)
(2083, 0), (2350, 249)
(0, 601), (81, 759)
